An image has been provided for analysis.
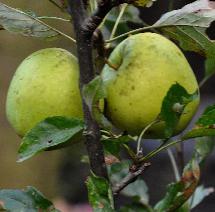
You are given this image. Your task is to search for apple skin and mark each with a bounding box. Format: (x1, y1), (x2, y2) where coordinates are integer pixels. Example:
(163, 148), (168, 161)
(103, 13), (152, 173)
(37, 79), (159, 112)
(101, 33), (200, 138)
(6, 48), (83, 137)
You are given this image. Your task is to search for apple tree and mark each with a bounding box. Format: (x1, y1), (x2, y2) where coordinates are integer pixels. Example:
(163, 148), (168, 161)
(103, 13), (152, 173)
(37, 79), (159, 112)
(0, 0), (215, 211)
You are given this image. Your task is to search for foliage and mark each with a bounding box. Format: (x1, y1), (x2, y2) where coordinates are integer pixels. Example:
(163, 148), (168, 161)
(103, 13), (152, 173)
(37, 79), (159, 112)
(0, 0), (215, 211)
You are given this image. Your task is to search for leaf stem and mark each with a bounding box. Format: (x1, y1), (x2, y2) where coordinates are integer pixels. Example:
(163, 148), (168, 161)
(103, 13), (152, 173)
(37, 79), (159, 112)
(136, 119), (159, 155)
(139, 139), (186, 162)
(167, 148), (180, 181)
(109, 3), (128, 40)
(38, 16), (70, 22)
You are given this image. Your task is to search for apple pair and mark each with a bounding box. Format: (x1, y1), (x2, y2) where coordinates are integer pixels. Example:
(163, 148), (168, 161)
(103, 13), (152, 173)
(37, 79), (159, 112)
(6, 33), (199, 138)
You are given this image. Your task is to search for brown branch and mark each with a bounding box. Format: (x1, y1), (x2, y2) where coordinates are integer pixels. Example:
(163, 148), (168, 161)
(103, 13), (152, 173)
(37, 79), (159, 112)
(112, 162), (151, 196)
(68, 0), (108, 179)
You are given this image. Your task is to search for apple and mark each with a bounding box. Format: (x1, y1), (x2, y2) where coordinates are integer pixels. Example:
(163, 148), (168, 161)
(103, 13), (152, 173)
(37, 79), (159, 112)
(101, 33), (200, 138)
(6, 48), (83, 137)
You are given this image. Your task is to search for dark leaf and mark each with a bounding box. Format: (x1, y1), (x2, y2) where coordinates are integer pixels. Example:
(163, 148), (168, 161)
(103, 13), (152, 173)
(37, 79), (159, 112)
(0, 2), (60, 39)
(102, 5), (142, 45)
(18, 116), (84, 162)
(159, 83), (198, 138)
(154, 160), (200, 212)
(86, 173), (114, 211)
(0, 186), (58, 212)
(154, 0), (215, 78)
(182, 105), (215, 139)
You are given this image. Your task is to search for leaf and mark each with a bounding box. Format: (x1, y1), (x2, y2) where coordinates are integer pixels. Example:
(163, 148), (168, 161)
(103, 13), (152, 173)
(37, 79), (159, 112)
(108, 160), (130, 183)
(102, 135), (132, 158)
(83, 76), (120, 133)
(154, 0), (215, 78)
(18, 116), (84, 162)
(189, 185), (214, 209)
(154, 160), (200, 212)
(86, 173), (114, 211)
(0, 186), (58, 212)
(193, 137), (215, 163)
(102, 5), (142, 43)
(0, 2), (60, 39)
(119, 203), (153, 212)
(122, 179), (149, 205)
(159, 83), (198, 138)
(132, 0), (157, 8)
(182, 105), (215, 139)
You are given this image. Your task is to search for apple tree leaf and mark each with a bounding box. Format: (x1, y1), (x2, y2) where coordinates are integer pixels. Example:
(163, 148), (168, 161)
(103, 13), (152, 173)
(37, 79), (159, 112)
(0, 186), (58, 212)
(159, 83), (199, 138)
(122, 179), (149, 205)
(189, 185), (214, 209)
(102, 135), (132, 158)
(154, 160), (200, 212)
(193, 137), (215, 163)
(154, 0), (215, 79)
(86, 173), (114, 211)
(182, 104), (215, 140)
(132, 0), (157, 8)
(18, 116), (84, 162)
(83, 76), (121, 133)
(119, 203), (153, 212)
(102, 5), (142, 43)
(0, 2), (60, 39)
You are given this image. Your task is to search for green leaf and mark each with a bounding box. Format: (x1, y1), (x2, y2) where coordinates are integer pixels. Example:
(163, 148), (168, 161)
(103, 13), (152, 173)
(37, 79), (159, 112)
(0, 186), (58, 212)
(83, 76), (120, 133)
(182, 105), (215, 139)
(159, 83), (198, 138)
(154, 160), (200, 212)
(0, 2), (60, 39)
(189, 185), (214, 209)
(108, 160), (130, 183)
(122, 179), (149, 205)
(193, 137), (215, 163)
(119, 203), (153, 212)
(154, 0), (215, 78)
(18, 116), (84, 162)
(132, 0), (157, 8)
(86, 173), (114, 212)
(102, 135), (132, 158)
(102, 5), (142, 44)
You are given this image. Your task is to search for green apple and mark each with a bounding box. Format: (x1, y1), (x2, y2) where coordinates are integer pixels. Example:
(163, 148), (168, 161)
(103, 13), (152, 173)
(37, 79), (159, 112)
(101, 33), (200, 138)
(6, 48), (83, 137)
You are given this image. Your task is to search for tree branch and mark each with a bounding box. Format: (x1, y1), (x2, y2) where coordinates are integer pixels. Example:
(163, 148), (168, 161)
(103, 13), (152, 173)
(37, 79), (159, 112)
(82, 0), (131, 36)
(68, 0), (108, 179)
(112, 163), (151, 196)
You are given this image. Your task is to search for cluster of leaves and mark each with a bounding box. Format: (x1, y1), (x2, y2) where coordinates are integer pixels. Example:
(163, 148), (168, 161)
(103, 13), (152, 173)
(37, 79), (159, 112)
(0, 0), (215, 211)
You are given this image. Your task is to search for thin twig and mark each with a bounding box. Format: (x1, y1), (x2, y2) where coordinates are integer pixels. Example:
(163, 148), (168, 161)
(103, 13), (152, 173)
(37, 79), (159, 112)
(112, 163), (151, 195)
(167, 148), (180, 181)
